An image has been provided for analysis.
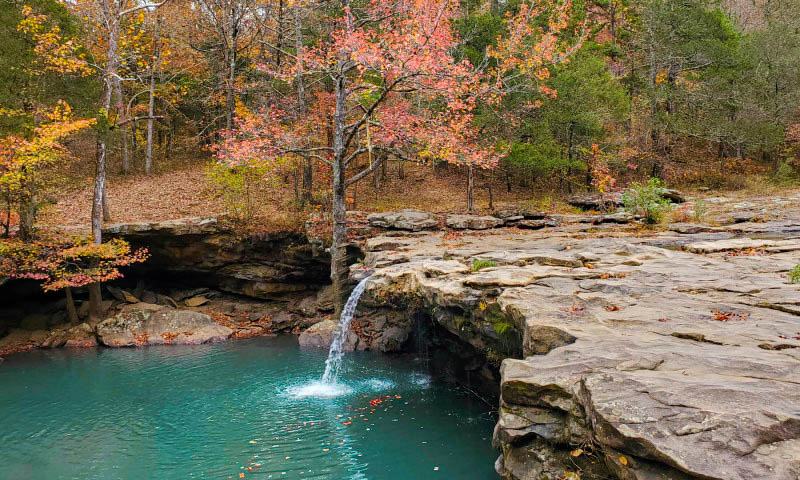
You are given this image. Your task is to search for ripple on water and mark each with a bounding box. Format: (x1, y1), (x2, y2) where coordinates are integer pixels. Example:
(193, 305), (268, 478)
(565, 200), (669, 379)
(0, 336), (498, 480)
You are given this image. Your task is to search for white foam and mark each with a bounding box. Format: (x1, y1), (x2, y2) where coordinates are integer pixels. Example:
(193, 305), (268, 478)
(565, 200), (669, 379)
(410, 373), (431, 388)
(361, 378), (395, 391)
(285, 381), (353, 399)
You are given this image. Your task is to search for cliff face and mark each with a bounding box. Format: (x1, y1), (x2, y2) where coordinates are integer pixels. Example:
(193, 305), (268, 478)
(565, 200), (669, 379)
(104, 217), (333, 299)
(359, 229), (800, 480)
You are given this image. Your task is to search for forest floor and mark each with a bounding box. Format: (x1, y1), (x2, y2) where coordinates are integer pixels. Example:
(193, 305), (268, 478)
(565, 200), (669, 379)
(40, 153), (800, 231)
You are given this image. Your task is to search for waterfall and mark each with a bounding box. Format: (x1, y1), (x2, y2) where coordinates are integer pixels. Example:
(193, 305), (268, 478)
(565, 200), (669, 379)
(321, 277), (370, 384)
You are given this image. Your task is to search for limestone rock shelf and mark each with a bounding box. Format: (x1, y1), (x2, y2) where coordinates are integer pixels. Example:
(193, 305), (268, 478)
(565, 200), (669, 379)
(360, 229), (800, 480)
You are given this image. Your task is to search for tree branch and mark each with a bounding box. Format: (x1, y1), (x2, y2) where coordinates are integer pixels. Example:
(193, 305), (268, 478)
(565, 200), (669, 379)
(120, 1), (169, 17)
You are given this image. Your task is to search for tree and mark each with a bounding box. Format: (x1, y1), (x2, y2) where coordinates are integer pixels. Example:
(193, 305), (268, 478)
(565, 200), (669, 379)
(191, 0), (265, 131)
(0, 102), (94, 240)
(0, 1), (96, 136)
(0, 236), (147, 324)
(504, 48), (629, 190)
(218, 0), (504, 312)
(71, 0), (168, 320)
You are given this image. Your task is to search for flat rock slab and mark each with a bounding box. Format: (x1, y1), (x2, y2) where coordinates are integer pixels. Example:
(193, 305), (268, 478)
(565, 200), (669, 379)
(445, 214), (504, 230)
(96, 308), (232, 347)
(363, 229), (800, 480)
(686, 237), (800, 253)
(367, 209), (439, 231)
(516, 219), (558, 229)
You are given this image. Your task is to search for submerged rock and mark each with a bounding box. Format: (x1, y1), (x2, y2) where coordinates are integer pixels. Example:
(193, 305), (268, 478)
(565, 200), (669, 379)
(96, 308), (232, 347)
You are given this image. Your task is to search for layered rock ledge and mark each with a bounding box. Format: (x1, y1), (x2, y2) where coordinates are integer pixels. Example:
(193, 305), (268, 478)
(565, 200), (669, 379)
(358, 227), (800, 479)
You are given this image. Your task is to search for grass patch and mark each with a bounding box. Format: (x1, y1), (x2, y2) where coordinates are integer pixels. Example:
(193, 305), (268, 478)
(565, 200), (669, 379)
(472, 259), (498, 271)
(790, 264), (800, 284)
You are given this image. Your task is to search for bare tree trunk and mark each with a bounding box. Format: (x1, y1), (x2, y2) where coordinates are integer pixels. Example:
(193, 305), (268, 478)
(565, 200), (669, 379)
(112, 71), (129, 175)
(467, 162), (475, 212)
(90, 0), (123, 323)
(276, 0), (284, 66)
(295, 6), (313, 205)
(373, 153), (381, 190)
(65, 287), (79, 325)
(102, 184), (112, 221)
(121, 126), (130, 173)
(331, 75), (349, 317)
(18, 192), (36, 241)
(487, 170), (494, 210)
(225, 5), (237, 130)
(145, 15), (162, 175)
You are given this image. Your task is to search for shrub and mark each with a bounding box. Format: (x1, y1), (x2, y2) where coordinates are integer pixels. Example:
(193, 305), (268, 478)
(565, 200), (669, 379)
(773, 160), (799, 186)
(472, 259), (497, 271)
(790, 264), (800, 284)
(206, 161), (270, 225)
(622, 178), (673, 225)
(692, 199), (707, 222)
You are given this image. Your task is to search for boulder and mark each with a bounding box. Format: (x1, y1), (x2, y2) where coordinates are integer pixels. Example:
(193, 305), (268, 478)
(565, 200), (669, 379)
(270, 312), (316, 331)
(184, 296), (208, 307)
(107, 286), (139, 303)
(0, 328), (50, 354)
(375, 326), (410, 352)
(566, 192), (622, 210)
(119, 302), (165, 314)
(590, 212), (634, 224)
(140, 290), (158, 304)
(366, 209), (439, 231)
(446, 214), (504, 230)
(96, 309), (232, 347)
(218, 263), (309, 300)
(669, 222), (717, 234)
(298, 320), (338, 349)
(662, 188), (687, 203)
(315, 285), (336, 312)
(42, 323), (97, 348)
(516, 219), (558, 230)
(567, 189), (685, 210)
(728, 210), (764, 224)
(298, 320), (361, 350)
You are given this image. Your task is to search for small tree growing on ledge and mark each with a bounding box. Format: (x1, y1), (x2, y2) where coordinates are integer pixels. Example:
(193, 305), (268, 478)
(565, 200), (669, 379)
(216, 0), (502, 313)
(0, 237), (148, 323)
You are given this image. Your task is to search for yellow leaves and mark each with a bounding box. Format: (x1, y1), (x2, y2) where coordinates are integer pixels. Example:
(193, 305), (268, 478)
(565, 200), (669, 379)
(619, 456), (628, 466)
(570, 448), (584, 457)
(17, 5), (92, 77)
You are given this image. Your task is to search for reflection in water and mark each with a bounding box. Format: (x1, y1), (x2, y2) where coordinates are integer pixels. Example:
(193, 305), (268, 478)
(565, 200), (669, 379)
(0, 335), (497, 479)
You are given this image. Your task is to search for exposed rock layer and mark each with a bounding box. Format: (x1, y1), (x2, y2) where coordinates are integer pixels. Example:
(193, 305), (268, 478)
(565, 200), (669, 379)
(359, 227), (800, 480)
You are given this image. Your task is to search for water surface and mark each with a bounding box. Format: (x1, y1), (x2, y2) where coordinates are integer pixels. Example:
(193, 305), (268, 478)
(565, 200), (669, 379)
(0, 336), (497, 479)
